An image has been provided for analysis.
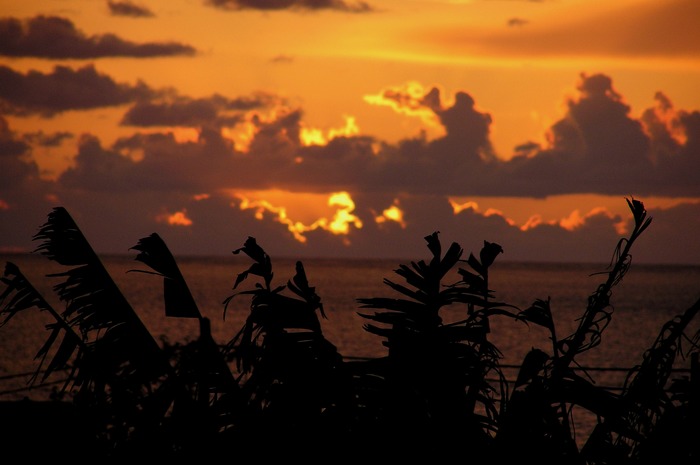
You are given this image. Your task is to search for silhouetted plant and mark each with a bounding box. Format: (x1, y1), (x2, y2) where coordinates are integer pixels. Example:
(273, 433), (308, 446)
(353, 232), (516, 450)
(1, 198), (698, 462)
(217, 236), (355, 450)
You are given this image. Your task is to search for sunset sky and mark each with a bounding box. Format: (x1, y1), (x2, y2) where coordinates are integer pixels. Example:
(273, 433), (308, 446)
(1, 0), (699, 264)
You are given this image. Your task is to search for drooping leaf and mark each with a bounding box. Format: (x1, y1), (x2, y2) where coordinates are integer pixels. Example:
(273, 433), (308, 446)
(287, 260), (325, 319)
(518, 298), (555, 333)
(479, 241), (503, 270)
(129, 233), (201, 318)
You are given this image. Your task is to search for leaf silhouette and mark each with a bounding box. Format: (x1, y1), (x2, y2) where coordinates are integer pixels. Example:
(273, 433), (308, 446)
(129, 233), (201, 318)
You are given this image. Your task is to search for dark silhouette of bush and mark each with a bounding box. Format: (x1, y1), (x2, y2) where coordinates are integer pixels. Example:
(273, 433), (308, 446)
(1, 198), (698, 463)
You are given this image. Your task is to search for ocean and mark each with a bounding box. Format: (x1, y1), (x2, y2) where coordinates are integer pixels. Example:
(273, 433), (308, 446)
(2, 252), (700, 404)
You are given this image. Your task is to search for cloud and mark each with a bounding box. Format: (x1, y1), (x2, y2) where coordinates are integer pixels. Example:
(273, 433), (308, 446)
(507, 18), (528, 27)
(501, 73), (700, 197)
(10, 64), (696, 201)
(1, 65), (700, 263)
(0, 116), (30, 160)
(58, 70), (697, 201)
(0, 64), (156, 116)
(270, 54), (295, 64)
(0, 116), (58, 249)
(121, 92), (282, 127)
(205, 0), (374, 13)
(0, 15), (195, 58)
(107, 1), (156, 18)
(67, 131), (242, 193)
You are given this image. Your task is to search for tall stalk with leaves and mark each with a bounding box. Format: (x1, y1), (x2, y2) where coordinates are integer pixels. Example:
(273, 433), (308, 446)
(354, 232), (518, 450)
(492, 197), (699, 465)
(217, 236), (355, 447)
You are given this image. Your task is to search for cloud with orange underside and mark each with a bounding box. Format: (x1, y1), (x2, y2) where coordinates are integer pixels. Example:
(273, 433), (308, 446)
(375, 203), (406, 229)
(234, 191), (363, 243)
(156, 209), (193, 226)
(300, 115), (360, 146)
(363, 81), (443, 129)
(521, 207), (626, 234)
(449, 199), (516, 226)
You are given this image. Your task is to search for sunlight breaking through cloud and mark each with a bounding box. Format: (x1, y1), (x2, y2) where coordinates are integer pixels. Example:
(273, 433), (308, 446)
(300, 116), (359, 146)
(450, 199), (479, 214)
(364, 81), (442, 130)
(156, 209), (193, 226)
(375, 204), (406, 228)
(235, 191), (363, 243)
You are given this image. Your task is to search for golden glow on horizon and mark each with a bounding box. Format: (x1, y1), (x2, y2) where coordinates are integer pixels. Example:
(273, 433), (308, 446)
(327, 192), (363, 235)
(451, 196), (633, 233)
(375, 204), (406, 228)
(157, 209), (193, 226)
(232, 190), (362, 243)
(450, 194), (700, 231)
(483, 208), (515, 226)
(173, 127), (200, 144)
(520, 215), (544, 232)
(450, 200), (479, 214)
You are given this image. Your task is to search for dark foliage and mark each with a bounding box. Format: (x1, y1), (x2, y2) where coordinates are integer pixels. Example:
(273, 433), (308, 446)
(1, 198), (698, 463)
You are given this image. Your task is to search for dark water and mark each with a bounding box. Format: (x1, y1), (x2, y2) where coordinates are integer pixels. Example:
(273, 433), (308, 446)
(2, 252), (699, 443)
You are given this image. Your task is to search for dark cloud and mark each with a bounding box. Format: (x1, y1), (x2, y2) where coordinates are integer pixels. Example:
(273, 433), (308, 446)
(109, 71), (700, 199)
(107, 1), (156, 18)
(0, 116), (30, 159)
(0, 116), (57, 248)
(121, 93), (279, 127)
(64, 131), (239, 193)
(270, 54), (294, 64)
(630, 202), (700, 264)
(0, 64), (156, 116)
(0, 116), (36, 193)
(500, 73), (700, 197)
(205, 0), (374, 13)
(1, 69), (699, 263)
(0, 15), (195, 58)
(122, 99), (232, 127)
(31, 69), (698, 201)
(432, 89), (496, 163)
(507, 18), (528, 27)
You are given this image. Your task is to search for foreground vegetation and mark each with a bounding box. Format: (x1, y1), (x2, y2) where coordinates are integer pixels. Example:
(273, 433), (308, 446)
(1, 198), (698, 463)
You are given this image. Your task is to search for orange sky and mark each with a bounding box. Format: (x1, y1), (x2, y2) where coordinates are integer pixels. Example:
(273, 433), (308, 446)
(1, 0), (700, 264)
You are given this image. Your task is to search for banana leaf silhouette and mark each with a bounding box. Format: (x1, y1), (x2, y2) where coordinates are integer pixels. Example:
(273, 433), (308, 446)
(129, 233), (201, 318)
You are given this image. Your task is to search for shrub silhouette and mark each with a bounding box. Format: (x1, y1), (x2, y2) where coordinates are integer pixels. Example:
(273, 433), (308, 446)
(1, 198), (698, 463)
